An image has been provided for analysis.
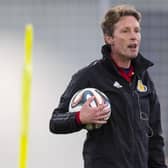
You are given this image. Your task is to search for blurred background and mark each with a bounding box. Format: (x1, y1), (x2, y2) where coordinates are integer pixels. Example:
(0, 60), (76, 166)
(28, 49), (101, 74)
(0, 0), (167, 167)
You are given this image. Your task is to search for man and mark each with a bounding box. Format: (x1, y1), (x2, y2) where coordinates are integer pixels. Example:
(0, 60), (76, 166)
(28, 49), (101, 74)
(49, 4), (167, 168)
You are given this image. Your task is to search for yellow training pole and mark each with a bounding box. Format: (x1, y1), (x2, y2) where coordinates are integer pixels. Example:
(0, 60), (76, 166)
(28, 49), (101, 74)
(18, 24), (33, 168)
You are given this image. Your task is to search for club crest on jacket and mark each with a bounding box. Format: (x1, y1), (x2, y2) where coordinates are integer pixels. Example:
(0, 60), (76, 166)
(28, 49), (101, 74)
(137, 80), (147, 92)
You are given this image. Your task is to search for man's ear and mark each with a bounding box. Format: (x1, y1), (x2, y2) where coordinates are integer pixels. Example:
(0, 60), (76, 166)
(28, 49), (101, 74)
(104, 34), (114, 45)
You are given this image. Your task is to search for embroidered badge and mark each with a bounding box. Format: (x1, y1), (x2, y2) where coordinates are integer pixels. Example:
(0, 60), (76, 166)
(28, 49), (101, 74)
(137, 80), (147, 92)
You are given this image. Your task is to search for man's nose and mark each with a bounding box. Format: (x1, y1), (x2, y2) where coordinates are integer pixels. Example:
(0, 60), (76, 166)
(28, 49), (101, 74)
(130, 32), (138, 40)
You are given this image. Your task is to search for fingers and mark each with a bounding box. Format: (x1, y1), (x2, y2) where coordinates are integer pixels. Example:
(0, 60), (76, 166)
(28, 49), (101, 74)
(94, 120), (107, 124)
(94, 112), (110, 122)
(85, 96), (110, 111)
(95, 103), (110, 115)
(103, 104), (111, 112)
(99, 105), (111, 115)
(85, 96), (95, 106)
(81, 97), (111, 125)
(93, 105), (111, 124)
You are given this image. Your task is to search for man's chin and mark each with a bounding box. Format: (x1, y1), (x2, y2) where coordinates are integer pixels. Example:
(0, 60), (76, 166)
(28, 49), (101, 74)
(129, 54), (138, 59)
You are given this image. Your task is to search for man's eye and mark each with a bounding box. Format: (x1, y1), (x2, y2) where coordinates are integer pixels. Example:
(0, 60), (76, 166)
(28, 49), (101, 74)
(122, 30), (128, 33)
(135, 29), (141, 33)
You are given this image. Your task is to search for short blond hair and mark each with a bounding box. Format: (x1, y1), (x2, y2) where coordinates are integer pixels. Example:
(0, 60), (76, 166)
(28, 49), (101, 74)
(101, 4), (141, 36)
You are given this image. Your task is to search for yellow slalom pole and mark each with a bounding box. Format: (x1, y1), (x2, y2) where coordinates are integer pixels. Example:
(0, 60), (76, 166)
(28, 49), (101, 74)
(18, 24), (33, 168)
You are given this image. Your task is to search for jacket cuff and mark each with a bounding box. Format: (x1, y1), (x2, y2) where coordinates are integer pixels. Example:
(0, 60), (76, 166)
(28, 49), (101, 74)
(75, 111), (82, 125)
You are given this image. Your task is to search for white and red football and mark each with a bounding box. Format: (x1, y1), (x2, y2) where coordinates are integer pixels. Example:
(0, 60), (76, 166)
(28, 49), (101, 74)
(69, 88), (111, 130)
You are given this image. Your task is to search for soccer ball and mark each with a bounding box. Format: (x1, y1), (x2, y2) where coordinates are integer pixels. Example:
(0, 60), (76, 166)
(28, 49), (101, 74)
(68, 88), (111, 130)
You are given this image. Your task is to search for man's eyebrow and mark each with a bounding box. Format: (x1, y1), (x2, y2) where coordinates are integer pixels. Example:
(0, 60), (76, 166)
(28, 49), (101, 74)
(121, 26), (141, 29)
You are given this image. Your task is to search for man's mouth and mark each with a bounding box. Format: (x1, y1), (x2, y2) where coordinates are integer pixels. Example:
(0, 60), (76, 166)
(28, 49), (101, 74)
(128, 44), (137, 49)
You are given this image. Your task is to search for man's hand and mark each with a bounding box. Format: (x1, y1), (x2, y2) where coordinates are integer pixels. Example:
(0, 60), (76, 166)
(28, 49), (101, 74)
(79, 96), (111, 125)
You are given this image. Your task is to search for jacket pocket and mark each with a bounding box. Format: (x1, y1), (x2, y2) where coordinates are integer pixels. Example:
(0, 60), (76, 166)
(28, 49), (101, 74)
(136, 90), (153, 138)
(138, 90), (151, 116)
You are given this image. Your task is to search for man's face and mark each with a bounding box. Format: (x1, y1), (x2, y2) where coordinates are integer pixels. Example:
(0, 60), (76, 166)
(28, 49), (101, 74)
(110, 16), (141, 60)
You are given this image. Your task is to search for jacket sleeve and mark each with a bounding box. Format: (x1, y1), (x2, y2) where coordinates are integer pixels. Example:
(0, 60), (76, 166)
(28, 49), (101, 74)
(49, 71), (88, 134)
(148, 79), (167, 168)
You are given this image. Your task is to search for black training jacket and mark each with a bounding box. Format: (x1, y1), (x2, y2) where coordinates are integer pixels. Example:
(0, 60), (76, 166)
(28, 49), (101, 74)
(50, 45), (167, 168)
